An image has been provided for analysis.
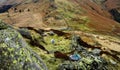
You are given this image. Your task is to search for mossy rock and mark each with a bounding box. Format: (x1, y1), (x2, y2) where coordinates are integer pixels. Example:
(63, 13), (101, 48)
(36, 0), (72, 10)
(0, 22), (47, 70)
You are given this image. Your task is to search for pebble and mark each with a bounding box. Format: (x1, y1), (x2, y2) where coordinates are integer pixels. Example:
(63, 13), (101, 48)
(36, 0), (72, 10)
(92, 48), (101, 55)
(69, 54), (81, 61)
(5, 37), (10, 42)
(110, 59), (117, 65)
(51, 39), (55, 44)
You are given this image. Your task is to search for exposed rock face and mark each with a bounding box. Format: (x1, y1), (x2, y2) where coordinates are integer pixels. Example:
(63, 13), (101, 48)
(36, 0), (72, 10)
(0, 21), (48, 70)
(0, 0), (24, 13)
(0, 5), (12, 13)
(109, 9), (120, 23)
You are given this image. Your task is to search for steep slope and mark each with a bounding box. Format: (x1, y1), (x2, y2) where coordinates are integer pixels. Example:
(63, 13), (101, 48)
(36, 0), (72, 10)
(93, 0), (120, 23)
(0, 0), (41, 13)
(0, 0), (120, 35)
(105, 0), (120, 10)
(0, 0), (49, 29)
(105, 0), (120, 23)
(0, 0), (120, 70)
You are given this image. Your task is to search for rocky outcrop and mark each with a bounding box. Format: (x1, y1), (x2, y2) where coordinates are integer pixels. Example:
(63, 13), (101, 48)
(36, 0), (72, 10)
(109, 9), (120, 23)
(0, 21), (48, 70)
(0, 5), (12, 13)
(57, 35), (108, 70)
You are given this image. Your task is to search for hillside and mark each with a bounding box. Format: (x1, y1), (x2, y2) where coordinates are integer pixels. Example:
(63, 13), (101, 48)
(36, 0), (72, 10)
(0, 0), (120, 70)
(0, 0), (120, 35)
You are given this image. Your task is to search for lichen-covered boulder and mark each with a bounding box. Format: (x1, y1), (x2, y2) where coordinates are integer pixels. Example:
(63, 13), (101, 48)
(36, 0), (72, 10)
(0, 21), (48, 70)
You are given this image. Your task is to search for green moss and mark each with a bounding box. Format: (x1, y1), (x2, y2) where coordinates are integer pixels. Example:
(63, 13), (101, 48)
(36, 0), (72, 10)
(82, 57), (93, 64)
(44, 34), (71, 52)
(13, 60), (17, 64)
(55, 0), (80, 19)
(28, 31), (71, 70)
(46, 0), (92, 31)
(45, 0), (88, 30)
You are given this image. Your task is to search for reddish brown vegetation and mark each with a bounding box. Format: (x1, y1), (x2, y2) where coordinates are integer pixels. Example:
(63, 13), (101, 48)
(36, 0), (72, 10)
(72, 0), (118, 31)
(0, 0), (120, 35)
(105, 0), (120, 10)
(54, 51), (69, 60)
